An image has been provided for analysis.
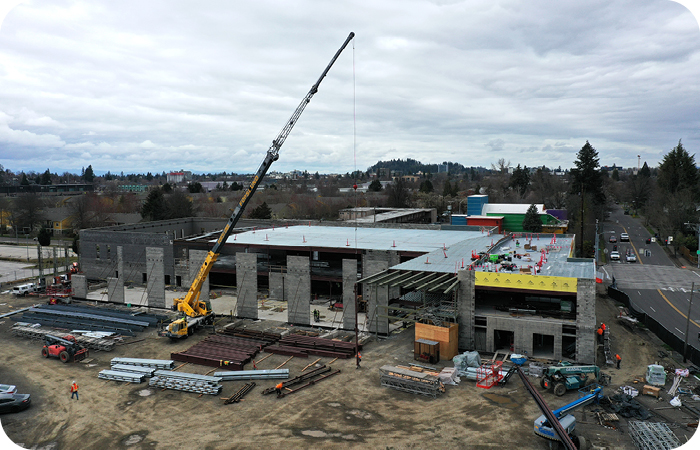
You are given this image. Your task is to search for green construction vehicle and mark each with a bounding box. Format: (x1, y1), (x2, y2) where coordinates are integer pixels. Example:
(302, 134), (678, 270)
(540, 362), (604, 396)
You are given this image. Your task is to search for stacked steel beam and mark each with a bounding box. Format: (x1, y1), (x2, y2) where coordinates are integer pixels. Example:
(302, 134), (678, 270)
(149, 370), (222, 395)
(98, 369), (146, 383)
(111, 364), (156, 377)
(219, 326), (282, 345)
(11, 324), (116, 351)
(213, 369), (289, 381)
(111, 357), (175, 370)
(265, 335), (360, 359)
(171, 334), (268, 369)
(379, 365), (443, 398)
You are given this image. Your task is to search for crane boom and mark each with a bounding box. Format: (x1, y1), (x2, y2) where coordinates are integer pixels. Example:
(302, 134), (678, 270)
(169, 32), (355, 323)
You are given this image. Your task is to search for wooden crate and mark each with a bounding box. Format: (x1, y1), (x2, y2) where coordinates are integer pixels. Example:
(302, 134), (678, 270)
(642, 385), (661, 398)
(414, 339), (440, 364)
(415, 322), (458, 359)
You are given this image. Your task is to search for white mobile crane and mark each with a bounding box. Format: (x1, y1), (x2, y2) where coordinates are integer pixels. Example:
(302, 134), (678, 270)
(159, 32), (355, 339)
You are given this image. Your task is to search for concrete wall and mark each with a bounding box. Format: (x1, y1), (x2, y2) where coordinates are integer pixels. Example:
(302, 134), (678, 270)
(107, 277), (124, 304)
(342, 259), (357, 331)
(146, 247), (165, 308)
(236, 252), (258, 319)
(72, 274), (87, 299)
(456, 269), (476, 350)
(576, 278), (597, 364)
(363, 250), (390, 334)
(269, 271), (285, 300)
(286, 255), (310, 325)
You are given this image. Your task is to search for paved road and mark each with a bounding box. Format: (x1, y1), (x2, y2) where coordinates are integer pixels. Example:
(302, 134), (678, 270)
(602, 207), (700, 356)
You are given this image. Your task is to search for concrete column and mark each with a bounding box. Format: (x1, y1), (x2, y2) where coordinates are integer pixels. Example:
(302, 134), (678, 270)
(342, 259), (357, 331)
(107, 277), (124, 304)
(146, 247), (166, 308)
(269, 271), (285, 300)
(236, 252), (258, 319)
(72, 274), (87, 299)
(576, 278), (596, 364)
(286, 255), (310, 325)
(457, 269), (476, 351)
(116, 246), (125, 302)
(364, 251), (389, 334)
(188, 250), (209, 302)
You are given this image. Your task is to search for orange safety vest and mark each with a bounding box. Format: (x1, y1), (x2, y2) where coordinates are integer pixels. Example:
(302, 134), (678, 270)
(601, 323), (606, 331)
(597, 328), (603, 336)
(276, 383), (284, 390)
(615, 354), (621, 361)
(70, 383), (78, 393)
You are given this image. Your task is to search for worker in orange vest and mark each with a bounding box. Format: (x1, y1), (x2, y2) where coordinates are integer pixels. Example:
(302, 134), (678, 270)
(601, 323), (606, 331)
(615, 354), (621, 369)
(70, 381), (79, 400)
(596, 327), (603, 343)
(357, 351), (362, 369)
(275, 382), (284, 396)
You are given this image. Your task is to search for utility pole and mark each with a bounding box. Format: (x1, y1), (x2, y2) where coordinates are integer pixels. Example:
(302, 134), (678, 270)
(684, 282), (694, 363)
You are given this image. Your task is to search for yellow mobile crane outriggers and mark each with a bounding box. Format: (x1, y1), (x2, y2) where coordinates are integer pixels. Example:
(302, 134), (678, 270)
(159, 32), (355, 339)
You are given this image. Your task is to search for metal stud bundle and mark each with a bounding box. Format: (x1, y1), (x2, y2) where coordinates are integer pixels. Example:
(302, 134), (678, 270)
(111, 357), (175, 370)
(149, 370), (222, 395)
(98, 369), (146, 383)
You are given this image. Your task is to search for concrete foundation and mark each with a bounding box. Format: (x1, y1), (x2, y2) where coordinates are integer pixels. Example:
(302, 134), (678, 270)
(286, 255), (310, 325)
(342, 259), (357, 331)
(363, 251), (390, 334)
(72, 274), (88, 299)
(236, 252), (258, 319)
(146, 247), (166, 308)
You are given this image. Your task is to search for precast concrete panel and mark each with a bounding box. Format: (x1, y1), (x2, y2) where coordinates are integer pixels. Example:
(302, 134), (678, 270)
(576, 278), (596, 364)
(72, 274), (87, 299)
(236, 252), (258, 319)
(364, 250), (390, 334)
(146, 247), (166, 308)
(107, 277), (124, 304)
(286, 255), (310, 325)
(269, 271), (285, 301)
(342, 259), (358, 331)
(457, 269), (475, 350)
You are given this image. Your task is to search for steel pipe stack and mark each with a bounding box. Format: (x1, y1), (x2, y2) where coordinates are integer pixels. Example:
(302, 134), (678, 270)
(149, 370), (222, 395)
(111, 357), (175, 370)
(98, 369), (146, 383)
(213, 369), (289, 381)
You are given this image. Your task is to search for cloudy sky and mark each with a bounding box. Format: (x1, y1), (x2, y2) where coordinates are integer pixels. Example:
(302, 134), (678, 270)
(0, 0), (698, 177)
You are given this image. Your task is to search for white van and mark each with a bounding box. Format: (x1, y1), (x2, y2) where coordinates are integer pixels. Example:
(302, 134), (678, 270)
(12, 283), (37, 297)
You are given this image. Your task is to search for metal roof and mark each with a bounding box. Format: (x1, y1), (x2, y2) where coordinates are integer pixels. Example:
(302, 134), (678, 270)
(482, 204), (545, 215)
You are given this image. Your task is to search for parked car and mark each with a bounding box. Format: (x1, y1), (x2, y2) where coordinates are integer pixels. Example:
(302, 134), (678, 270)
(609, 235), (617, 243)
(620, 233), (630, 242)
(610, 251), (621, 261)
(12, 283), (37, 297)
(0, 393), (31, 414)
(0, 385), (16, 395)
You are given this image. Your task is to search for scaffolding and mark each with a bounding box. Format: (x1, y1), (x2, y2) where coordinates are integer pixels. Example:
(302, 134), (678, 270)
(627, 421), (681, 450)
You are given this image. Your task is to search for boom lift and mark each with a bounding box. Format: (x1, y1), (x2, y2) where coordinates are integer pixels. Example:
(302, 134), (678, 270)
(534, 385), (603, 444)
(540, 362), (603, 396)
(159, 32), (355, 339)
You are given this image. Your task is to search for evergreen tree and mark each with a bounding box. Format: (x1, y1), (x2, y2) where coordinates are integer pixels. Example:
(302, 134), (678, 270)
(368, 179), (383, 192)
(522, 204), (542, 232)
(639, 162), (651, 178)
(443, 180), (453, 197)
(141, 188), (168, 221)
(569, 141), (605, 204)
(419, 179), (433, 193)
(162, 182), (173, 193)
(37, 225), (52, 246)
(249, 202), (272, 219)
(83, 165), (95, 182)
(187, 182), (203, 193)
(40, 169), (52, 185)
(166, 189), (194, 219)
(509, 164), (529, 198)
(658, 140), (698, 196)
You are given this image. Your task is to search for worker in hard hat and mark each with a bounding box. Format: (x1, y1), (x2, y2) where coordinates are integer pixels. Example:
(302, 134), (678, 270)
(70, 381), (79, 400)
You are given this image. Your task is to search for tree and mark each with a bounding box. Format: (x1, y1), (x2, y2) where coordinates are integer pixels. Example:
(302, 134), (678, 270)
(569, 141), (605, 205)
(20, 173), (29, 186)
(141, 189), (169, 221)
(368, 179), (383, 192)
(162, 182), (173, 193)
(37, 225), (51, 246)
(657, 140), (698, 196)
(387, 177), (411, 208)
(249, 202), (272, 219)
(8, 193), (44, 232)
(522, 204), (542, 232)
(83, 165), (95, 183)
(419, 179), (433, 193)
(639, 162), (651, 178)
(40, 169), (52, 185)
(187, 182), (203, 193)
(166, 189), (195, 219)
(611, 169), (619, 182)
(509, 164), (529, 198)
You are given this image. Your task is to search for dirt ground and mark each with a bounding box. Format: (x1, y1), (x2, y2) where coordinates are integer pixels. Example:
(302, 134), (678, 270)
(0, 291), (698, 450)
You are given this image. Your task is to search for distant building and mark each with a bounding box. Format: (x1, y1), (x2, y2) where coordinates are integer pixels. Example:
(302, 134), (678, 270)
(167, 172), (185, 184)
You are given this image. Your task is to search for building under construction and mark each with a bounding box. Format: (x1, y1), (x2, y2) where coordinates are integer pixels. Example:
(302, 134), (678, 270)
(78, 218), (596, 364)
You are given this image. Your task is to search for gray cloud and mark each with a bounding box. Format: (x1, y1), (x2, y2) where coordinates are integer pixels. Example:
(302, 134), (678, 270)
(0, 0), (698, 175)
